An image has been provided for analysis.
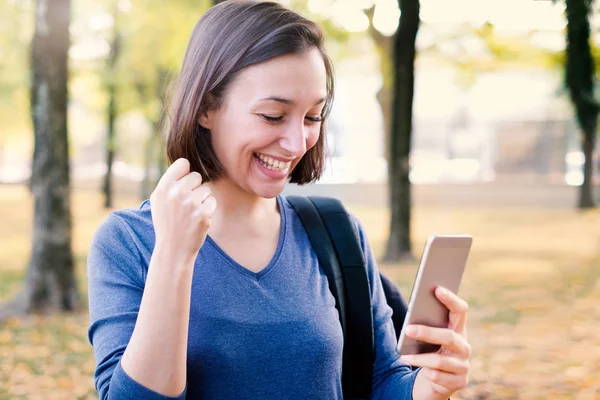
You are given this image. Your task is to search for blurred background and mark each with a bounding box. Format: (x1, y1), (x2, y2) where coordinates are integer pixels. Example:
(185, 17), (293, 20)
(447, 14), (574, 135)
(1, 0), (599, 398)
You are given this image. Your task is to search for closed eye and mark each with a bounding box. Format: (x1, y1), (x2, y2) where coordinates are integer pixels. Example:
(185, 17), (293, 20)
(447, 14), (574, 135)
(260, 115), (283, 123)
(259, 114), (323, 124)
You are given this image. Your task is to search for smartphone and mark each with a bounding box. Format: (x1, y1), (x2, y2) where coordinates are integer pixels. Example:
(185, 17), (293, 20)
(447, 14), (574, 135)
(396, 234), (472, 356)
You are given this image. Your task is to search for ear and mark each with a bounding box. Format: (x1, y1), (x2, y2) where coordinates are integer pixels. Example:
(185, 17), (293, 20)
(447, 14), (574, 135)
(198, 93), (218, 130)
(198, 109), (214, 130)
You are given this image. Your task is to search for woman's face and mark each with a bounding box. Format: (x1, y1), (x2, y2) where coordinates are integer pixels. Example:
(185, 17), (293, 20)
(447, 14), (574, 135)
(200, 47), (328, 199)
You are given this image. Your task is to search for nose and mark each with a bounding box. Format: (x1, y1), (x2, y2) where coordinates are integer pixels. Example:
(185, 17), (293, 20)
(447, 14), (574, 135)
(279, 120), (308, 157)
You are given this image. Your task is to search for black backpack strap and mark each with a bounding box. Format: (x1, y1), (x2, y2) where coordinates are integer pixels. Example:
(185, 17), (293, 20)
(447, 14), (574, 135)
(287, 195), (374, 399)
(286, 196), (348, 336)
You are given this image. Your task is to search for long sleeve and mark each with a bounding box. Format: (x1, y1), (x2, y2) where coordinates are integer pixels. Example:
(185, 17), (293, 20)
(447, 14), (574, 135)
(350, 216), (419, 399)
(87, 214), (186, 400)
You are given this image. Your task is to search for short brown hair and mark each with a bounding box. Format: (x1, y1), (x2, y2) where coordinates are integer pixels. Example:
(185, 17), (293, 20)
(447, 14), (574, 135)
(165, 0), (335, 185)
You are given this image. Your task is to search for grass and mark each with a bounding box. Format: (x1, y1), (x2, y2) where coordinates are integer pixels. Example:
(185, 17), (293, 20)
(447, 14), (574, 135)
(0, 185), (599, 399)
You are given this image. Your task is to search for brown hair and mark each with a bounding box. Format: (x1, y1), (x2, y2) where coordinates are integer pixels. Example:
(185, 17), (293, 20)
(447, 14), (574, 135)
(165, 0), (334, 185)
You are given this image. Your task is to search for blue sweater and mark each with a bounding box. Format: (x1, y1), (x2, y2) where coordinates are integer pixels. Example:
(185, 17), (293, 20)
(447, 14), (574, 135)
(87, 195), (417, 399)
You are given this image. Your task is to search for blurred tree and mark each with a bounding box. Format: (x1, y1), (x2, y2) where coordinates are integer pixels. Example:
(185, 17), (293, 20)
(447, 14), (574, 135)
(564, 0), (598, 208)
(139, 68), (172, 199)
(65, 0), (206, 200)
(0, 1), (33, 151)
(103, 5), (121, 209)
(1, 0), (80, 318)
(385, 0), (420, 262)
(364, 6), (394, 163)
(114, 0), (206, 199)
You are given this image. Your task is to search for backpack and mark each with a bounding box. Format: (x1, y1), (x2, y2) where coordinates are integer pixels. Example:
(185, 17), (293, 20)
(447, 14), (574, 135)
(286, 195), (409, 400)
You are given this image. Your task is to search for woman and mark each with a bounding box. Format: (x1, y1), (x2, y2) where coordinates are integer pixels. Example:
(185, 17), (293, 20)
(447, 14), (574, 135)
(87, 1), (471, 399)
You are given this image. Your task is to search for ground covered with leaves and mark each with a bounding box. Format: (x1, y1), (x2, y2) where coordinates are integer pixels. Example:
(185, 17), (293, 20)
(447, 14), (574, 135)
(0, 185), (598, 399)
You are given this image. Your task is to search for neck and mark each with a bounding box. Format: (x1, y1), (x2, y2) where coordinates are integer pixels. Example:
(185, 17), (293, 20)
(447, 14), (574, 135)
(206, 179), (279, 234)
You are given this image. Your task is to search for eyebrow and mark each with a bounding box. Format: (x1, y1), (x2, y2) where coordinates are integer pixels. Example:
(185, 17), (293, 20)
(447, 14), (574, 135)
(259, 96), (327, 106)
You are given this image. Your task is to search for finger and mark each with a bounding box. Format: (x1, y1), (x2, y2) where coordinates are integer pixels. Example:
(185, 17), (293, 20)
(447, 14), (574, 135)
(436, 287), (469, 333)
(429, 381), (452, 399)
(192, 196), (217, 231)
(177, 171), (203, 192)
(435, 286), (469, 315)
(200, 195), (217, 214)
(449, 307), (468, 335)
(420, 368), (469, 393)
(404, 325), (470, 356)
(158, 158), (190, 188)
(400, 353), (469, 375)
(191, 186), (212, 204)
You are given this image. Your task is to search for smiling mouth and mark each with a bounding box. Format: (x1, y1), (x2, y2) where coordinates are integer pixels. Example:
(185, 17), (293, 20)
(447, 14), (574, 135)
(254, 153), (292, 172)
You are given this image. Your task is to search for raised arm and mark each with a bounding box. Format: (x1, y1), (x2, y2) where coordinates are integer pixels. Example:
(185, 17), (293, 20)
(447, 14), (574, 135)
(88, 159), (216, 399)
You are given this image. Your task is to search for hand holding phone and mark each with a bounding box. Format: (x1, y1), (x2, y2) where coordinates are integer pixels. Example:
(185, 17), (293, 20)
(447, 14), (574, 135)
(400, 285), (472, 399)
(395, 234), (472, 398)
(396, 234), (472, 356)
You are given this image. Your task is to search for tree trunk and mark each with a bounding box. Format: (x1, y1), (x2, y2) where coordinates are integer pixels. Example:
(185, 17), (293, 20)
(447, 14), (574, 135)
(103, 83), (116, 208)
(141, 131), (154, 200)
(385, 0), (420, 262)
(141, 118), (164, 200)
(365, 6), (393, 162)
(579, 129), (595, 208)
(376, 88), (393, 160)
(2, 0), (79, 317)
(103, 30), (120, 209)
(140, 68), (170, 200)
(141, 135), (154, 200)
(565, 0), (598, 209)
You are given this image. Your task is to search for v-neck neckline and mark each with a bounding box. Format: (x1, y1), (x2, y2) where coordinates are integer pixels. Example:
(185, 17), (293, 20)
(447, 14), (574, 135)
(205, 195), (287, 281)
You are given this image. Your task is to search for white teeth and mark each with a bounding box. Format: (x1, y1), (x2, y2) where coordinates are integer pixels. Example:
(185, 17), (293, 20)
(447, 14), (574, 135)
(255, 153), (291, 171)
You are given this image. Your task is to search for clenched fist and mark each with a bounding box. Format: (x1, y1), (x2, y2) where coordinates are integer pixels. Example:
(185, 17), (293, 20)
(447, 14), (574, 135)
(150, 158), (217, 265)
